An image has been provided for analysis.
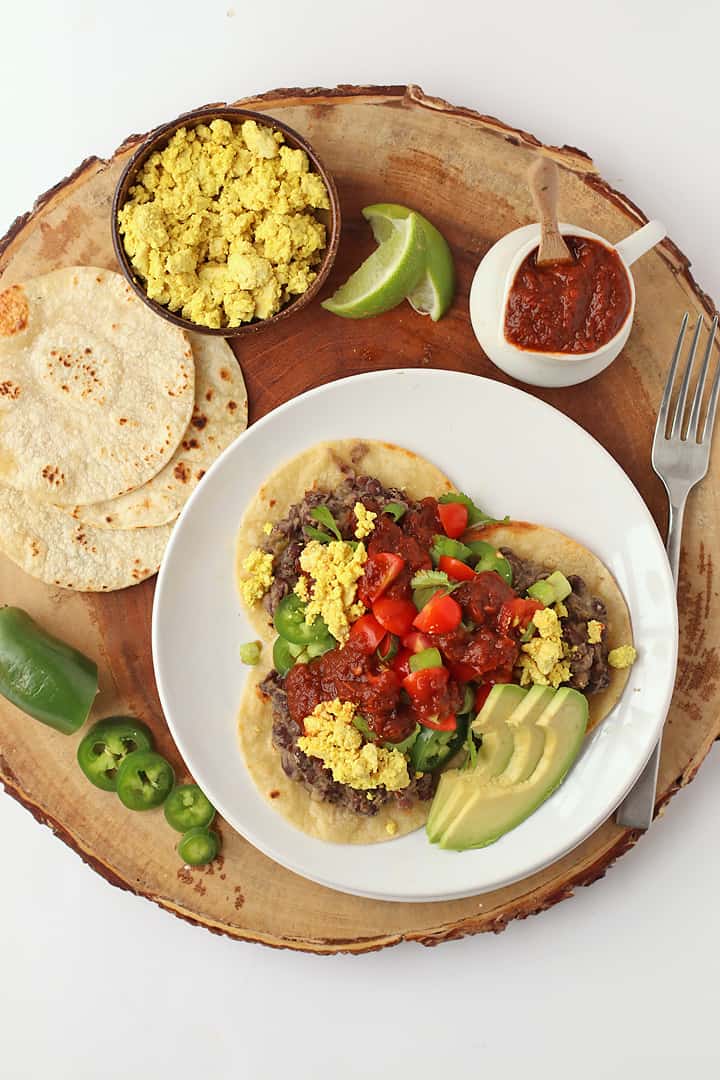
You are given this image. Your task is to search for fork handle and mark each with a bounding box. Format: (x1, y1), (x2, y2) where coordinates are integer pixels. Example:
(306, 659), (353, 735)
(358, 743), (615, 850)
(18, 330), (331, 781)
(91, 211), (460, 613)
(615, 492), (684, 829)
(666, 495), (686, 585)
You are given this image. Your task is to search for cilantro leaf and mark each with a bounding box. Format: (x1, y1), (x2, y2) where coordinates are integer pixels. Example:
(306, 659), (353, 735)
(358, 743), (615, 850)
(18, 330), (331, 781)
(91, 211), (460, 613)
(309, 506), (343, 541)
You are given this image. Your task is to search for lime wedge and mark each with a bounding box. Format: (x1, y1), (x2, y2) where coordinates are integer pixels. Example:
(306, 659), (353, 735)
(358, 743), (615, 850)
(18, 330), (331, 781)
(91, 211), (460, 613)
(321, 212), (426, 319)
(363, 203), (455, 321)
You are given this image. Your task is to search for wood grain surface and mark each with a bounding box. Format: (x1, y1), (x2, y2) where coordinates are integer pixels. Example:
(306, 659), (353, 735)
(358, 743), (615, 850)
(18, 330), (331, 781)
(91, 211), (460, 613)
(0, 85), (717, 954)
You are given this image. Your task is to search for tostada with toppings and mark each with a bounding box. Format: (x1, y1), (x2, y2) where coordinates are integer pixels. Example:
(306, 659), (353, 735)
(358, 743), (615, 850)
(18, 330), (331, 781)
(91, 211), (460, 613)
(236, 440), (636, 847)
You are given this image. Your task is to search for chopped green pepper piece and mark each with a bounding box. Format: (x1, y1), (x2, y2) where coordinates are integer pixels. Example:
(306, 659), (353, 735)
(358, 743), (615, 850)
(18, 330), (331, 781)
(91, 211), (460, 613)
(116, 750), (175, 811)
(177, 826), (220, 867)
(382, 501), (407, 522)
(77, 716), (154, 791)
(239, 640), (262, 665)
(409, 647), (443, 672)
(164, 784), (216, 832)
(0, 606), (98, 735)
(527, 579), (556, 606)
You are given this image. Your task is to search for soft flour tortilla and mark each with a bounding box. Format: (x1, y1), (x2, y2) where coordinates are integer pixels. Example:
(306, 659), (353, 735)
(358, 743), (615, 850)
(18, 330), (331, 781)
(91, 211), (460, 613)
(236, 438), (454, 639)
(67, 334), (248, 529)
(0, 267), (194, 506)
(0, 487), (172, 591)
(466, 521), (634, 732)
(238, 663), (430, 844)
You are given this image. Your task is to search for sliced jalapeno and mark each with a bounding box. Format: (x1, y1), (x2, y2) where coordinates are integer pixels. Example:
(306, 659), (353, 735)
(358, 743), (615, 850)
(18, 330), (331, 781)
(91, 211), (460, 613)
(77, 716), (154, 791)
(164, 783), (216, 832)
(467, 540), (513, 585)
(116, 750), (175, 811)
(410, 717), (468, 772)
(273, 594), (333, 646)
(178, 827), (220, 866)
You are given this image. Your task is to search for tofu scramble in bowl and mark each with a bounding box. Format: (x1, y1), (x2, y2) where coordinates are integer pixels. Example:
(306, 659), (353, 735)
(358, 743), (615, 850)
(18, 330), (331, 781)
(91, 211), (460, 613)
(112, 106), (340, 335)
(236, 439), (637, 849)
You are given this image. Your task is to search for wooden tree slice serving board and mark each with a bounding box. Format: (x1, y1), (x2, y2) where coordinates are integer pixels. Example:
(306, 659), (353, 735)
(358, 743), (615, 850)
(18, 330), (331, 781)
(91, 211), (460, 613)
(1, 85), (718, 954)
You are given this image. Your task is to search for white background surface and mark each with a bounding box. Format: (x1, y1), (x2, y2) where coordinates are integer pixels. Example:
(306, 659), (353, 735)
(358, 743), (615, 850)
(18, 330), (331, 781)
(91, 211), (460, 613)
(1, 2), (718, 1077)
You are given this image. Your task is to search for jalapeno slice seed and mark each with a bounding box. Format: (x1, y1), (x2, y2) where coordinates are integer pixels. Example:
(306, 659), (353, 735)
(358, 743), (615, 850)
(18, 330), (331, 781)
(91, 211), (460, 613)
(164, 783), (216, 832)
(77, 716), (154, 791)
(116, 750), (175, 811)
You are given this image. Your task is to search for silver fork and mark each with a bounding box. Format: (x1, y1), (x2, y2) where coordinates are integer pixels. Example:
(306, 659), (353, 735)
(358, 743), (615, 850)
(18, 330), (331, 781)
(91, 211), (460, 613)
(616, 312), (720, 829)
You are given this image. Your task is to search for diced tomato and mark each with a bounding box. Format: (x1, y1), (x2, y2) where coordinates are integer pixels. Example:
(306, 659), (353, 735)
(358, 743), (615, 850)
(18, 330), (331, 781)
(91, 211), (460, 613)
(438, 555), (476, 582)
(402, 630), (433, 654)
(497, 597), (544, 635)
(358, 552), (406, 605)
(413, 592), (462, 634)
(419, 713), (457, 732)
(373, 596), (418, 637)
(402, 666), (449, 703)
(348, 613), (386, 654)
(474, 685), (492, 712)
(392, 647), (413, 681)
(438, 501), (469, 539)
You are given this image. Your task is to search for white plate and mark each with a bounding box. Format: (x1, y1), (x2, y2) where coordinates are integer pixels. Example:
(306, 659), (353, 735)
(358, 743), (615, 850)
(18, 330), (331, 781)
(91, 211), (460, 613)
(152, 370), (677, 902)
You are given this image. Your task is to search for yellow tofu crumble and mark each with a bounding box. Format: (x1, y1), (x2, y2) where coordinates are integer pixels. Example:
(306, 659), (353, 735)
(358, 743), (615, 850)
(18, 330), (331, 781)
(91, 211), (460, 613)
(295, 539), (367, 644)
(117, 118), (330, 328)
(608, 645), (638, 669)
(298, 699), (410, 791)
(518, 606), (571, 689)
(587, 619), (604, 644)
(262, 521), (273, 536)
(353, 502), (377, 539)
(239, 548), (274, 606)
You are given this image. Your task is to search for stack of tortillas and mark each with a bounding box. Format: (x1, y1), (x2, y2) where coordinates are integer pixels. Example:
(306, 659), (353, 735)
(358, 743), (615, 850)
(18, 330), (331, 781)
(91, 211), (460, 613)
(0, 267), (247, 591)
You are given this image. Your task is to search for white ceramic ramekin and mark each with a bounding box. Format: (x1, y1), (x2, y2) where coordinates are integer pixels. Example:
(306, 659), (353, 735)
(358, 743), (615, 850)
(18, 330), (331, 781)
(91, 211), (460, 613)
(469, 220), (666, 388)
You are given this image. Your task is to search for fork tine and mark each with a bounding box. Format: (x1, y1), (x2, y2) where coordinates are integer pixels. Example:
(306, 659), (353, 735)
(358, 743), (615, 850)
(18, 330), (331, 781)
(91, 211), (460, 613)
(701, 326), (720, 445)
(688, 315), (719, 440)
(656, 313), (688, 440)
(669, 315), (703, 439)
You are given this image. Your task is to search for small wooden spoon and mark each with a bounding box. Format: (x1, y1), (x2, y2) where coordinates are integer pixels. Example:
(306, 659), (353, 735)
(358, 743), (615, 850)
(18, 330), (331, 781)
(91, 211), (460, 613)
(528, 157), (574, 266)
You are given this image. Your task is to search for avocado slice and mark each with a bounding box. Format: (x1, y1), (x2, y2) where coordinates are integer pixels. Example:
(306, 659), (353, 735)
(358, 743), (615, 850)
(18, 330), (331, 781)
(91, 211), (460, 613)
(426, 725), (515, 842)
(436, 687), (588, 850)
(427, 685), (527, 841)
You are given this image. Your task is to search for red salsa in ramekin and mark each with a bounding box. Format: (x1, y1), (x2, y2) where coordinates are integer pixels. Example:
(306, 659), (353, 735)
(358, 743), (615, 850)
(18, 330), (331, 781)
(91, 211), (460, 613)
(504, 235), (632, 355)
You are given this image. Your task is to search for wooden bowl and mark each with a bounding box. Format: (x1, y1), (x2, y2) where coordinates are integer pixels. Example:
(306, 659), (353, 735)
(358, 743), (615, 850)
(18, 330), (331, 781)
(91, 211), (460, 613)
(111, 105), (341, 337)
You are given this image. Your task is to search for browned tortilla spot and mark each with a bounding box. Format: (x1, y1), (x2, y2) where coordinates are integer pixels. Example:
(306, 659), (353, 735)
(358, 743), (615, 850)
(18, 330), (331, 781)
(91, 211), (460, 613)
(0, 380), (21, 399)
(0, 285), (29, 336)
(173, 462), (191, 483)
